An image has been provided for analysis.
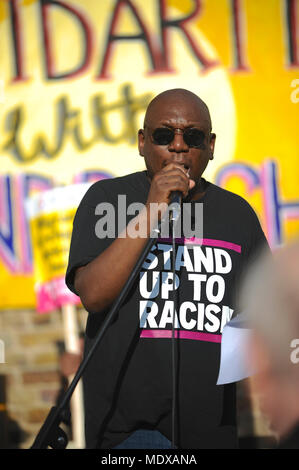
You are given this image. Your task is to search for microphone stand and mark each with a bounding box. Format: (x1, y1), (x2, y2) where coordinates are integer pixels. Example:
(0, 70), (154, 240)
(30, 196), (181, 449)
(169, 192), (181, 449)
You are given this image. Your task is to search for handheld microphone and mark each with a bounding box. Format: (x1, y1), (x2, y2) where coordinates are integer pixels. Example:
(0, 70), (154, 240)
(169, 191), (182, 224)
(169, 191), (182, 205)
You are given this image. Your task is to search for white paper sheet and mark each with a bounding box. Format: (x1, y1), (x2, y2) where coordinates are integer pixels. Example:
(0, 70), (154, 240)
(217, 313), (257, 385)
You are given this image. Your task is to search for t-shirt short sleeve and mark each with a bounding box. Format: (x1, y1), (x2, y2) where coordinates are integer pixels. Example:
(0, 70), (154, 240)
(65, 182), (113, 295)
(234, 198), (270, 303)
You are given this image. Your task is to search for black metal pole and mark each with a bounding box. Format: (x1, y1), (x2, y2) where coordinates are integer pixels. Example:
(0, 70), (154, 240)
(31, 233), (159, 449)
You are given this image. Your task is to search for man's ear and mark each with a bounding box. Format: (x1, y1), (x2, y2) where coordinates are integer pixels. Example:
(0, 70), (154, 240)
(209, 133), (216, 160)
(138, 129), (145, 157)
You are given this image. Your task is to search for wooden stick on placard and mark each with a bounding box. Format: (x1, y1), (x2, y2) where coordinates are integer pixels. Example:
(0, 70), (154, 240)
(61, 303), (85, 449)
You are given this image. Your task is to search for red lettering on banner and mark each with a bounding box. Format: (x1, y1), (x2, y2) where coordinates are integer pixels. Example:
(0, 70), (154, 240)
(285, 0), (299, 67)
(40, 0), (94, 80)
(8, 0), (28, 82)
(158, 0), (218, 73)
(230, 0), (250, 71)
(5, 0), (299, 84)
(97, 0), (165, 79)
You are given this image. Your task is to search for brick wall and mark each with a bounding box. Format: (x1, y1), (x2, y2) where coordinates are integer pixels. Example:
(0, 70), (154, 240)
(0, 309), (274, 449)
(0, 308), (87, 448)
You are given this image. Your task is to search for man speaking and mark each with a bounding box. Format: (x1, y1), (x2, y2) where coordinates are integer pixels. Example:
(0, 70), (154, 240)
(66, 88), (268, 449)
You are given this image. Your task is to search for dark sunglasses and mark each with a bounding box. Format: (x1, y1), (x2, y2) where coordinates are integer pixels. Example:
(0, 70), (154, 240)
(150, 127), (206, 148)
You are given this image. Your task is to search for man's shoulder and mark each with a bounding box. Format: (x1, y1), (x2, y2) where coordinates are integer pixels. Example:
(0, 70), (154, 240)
(81, 171), (148, 202)
(205, 182), (267, 243)
(90, 171), (147, 190)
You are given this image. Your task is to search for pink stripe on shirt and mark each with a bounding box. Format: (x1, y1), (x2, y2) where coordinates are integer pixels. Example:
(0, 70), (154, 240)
(140, 329), (222, 343)
(158, 237), (241, 253)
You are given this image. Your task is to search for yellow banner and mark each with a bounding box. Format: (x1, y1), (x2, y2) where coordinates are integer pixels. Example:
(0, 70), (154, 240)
(26, 184), (90, 311)
(0, 0), (298, 308)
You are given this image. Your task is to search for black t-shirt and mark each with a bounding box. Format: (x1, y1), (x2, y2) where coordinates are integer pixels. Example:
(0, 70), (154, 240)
(66, 170), (268, 449)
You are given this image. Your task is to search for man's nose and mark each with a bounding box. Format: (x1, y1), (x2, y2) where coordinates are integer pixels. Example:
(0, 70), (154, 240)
(168, 131), (189, 153)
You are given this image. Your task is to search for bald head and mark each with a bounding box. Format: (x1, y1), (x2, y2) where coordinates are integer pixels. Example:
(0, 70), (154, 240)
(144, 88), (212, 131)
